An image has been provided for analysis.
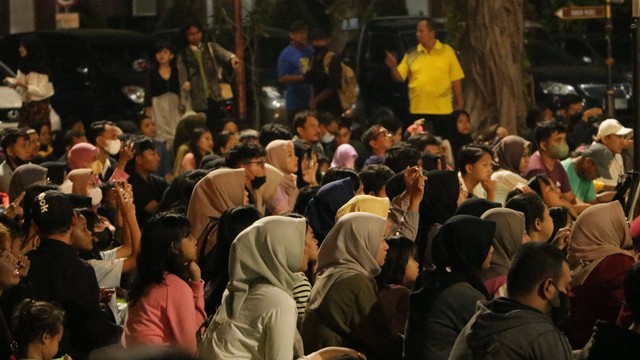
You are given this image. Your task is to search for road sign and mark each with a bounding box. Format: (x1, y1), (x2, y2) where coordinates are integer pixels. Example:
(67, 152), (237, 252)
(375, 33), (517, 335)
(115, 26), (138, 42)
(555, 6), (606, 20)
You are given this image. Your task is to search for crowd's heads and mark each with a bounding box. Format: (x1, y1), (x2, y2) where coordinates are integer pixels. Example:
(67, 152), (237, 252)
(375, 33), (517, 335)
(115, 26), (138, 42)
(507, 242), (569, 307)
(407, 133), (442, 154)
(1, 128), (31, 166)
(225, 141), (267, 169)
(0, 223), (18, 291)
(383, 144), (420, 174)
(89, 121), (121, 156)
(534, 121), (568, 159)
(133, 137), (160, 174)
(31, 190), (74, 238)
(259, 123), (292, 148)
(505, 193), (553, 242)
(11, 300), (65, 359)
(576, 143), (614, 181)
(362, 125), (392, 154)
(63, 129), (87, 153)
(182, 20), (204, 47)
(288, 21), (309, 46)
(458, 144), (493, 178)
(452, 110), (471, 135)
(596, 118), (632, 154)
(376, 235), (418, 288)
(294, 111), (320, 143)
(359, 164), (394, 197)
(213, 130), (239, 156)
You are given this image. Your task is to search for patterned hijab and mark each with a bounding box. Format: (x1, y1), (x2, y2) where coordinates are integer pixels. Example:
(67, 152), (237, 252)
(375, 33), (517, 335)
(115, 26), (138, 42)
(308, 212), (387, 310)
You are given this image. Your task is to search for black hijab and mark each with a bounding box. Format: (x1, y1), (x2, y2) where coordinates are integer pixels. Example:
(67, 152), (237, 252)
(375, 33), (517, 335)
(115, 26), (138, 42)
(407, 215), (495, 332)
(449, 110), (473, 168)
(305, 178), (355, 243)
(18, 35), (50, 75)
(455, 198), (501, 217)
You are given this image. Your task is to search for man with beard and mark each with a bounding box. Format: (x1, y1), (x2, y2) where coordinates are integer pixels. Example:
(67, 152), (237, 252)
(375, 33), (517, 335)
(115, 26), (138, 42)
(0, 128), (31, 193)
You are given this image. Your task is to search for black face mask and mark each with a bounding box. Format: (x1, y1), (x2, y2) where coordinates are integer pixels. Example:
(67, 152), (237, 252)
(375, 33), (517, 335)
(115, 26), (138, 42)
(251, 176), (267, 190)
(549, 282), (571, 326)
(93, 228), (113, 251)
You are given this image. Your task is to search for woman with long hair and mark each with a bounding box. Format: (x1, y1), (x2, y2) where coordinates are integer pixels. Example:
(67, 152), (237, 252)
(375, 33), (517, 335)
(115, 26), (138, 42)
(123, 213), (206, 355)
(179, 127), (213, 173)
(11, 300), (66, 360)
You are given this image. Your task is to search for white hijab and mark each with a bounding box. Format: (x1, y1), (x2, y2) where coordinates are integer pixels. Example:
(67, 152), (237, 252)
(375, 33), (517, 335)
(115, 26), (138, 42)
(308, 212), (386, 310)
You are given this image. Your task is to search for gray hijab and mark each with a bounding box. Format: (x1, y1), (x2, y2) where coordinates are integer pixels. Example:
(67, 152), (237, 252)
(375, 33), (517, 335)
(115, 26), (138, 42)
(307, 212), (387, 310)
(480, 208), (526, 280)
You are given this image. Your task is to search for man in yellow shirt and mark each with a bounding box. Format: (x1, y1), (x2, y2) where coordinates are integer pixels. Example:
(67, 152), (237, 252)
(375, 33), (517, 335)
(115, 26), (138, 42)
(385, 18), (464, 139)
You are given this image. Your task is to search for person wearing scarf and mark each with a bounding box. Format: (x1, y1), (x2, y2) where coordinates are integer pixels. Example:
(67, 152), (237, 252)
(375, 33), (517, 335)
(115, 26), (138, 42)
(302, 213), (403, 359)
(454, 197), (501, 218)
(479, 208), (528, 297)
(404, 215), (495, 360)
(305, 178), (355, 243)
(330, 144), (358, 170)
(187, 168), (246, 258)
(449, 110), (473, 169)
(417, 170), (466, 268)
(8, 163), (47, 202)
(561, 201), (636, 348)
(491, 135), (531, 205)
(266, 140), (300, 215)
(335, 194), (390, 221)
(199, 216), (362, 360)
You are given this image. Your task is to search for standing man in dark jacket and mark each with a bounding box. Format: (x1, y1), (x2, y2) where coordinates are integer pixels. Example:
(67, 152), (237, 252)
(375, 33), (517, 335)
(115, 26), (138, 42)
(449, 242), (573, 360)
(176, 20), (241, 130)
(20, 191), (122, 359)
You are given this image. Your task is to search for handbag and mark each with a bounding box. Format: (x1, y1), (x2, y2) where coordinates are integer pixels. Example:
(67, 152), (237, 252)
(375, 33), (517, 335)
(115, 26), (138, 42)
(207, 43), (234, 100)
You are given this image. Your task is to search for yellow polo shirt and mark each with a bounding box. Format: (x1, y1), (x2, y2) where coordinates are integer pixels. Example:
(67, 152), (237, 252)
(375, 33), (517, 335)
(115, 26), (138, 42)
(397, 41), (464, 115)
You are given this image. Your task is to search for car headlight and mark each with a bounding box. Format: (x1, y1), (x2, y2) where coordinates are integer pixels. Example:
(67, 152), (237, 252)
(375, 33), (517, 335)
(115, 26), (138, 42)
(540, 81), (578, 96)
(122, 86), (145, 105)
(262, 86), (285, 109)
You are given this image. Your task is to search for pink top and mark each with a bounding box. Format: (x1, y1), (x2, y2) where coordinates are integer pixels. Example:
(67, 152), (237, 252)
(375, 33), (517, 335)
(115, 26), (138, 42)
(122, 273), (206, 354)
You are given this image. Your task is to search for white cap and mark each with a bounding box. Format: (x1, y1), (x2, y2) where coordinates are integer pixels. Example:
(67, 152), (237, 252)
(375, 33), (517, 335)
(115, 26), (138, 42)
(597, 119), (632, 140)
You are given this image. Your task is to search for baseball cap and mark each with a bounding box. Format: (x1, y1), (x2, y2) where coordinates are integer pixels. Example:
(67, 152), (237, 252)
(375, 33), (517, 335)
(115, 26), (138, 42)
(583, 143), (613, 179)
(597, 119), (632, 140)
(31, 190), (74, 234)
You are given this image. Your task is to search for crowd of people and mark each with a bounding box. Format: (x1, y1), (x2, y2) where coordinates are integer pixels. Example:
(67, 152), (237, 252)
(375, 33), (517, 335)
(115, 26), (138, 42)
(0, 16), (638, 360)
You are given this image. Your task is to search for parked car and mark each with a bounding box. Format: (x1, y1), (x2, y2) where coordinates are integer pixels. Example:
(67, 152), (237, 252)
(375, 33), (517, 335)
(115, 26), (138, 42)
(0, 29), (157, 125)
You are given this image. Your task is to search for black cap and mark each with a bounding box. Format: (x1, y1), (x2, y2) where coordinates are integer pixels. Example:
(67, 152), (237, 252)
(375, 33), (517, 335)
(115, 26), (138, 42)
(289, 21), (308, 33)
(31, 190), (74, 234)
(308, 28), (328, 42)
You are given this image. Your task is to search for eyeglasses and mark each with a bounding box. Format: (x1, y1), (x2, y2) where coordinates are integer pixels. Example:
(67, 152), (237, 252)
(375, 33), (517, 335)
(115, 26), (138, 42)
(376, 130), (391, 139)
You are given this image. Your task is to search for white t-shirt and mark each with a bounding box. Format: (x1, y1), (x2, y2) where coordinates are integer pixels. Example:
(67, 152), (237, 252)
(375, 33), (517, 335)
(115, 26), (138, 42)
(87, 248), (124, 288)
(458, 172), (487, 199)
(491, 169), (528, 205)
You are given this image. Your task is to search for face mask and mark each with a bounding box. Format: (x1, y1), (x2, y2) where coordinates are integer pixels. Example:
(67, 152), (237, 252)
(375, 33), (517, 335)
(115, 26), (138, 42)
(548, 282), (571, 326)
(88, 187), (103, 206)
(251, 176), (267, 190)
(93, 228), (113, 251)
(321, 132), (335, 144)
(547, 142), (569, 160)
(105, 139), (121, 156)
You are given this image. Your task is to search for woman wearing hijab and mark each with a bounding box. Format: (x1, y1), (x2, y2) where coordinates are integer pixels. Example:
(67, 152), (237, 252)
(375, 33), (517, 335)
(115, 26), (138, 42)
(199, 216), (360, 360)
(64, 168), (103, 208)
(3, 35), (54, 128)
(404, 215), (495, 360)
(187, 168), (247, 258)
(561, 201), (636, 348)
(491, 135), (531, 205)
(335, 194), (390, 221)
(68, 142), (100, 170)
(8, 163), (47, 202)
(417, 170), (467, 269)
(449, 110), (473, 169)
(305, 178), (355, 243)
(39, 161), (66, 185)
(302, 213), (403, 359)
(330, 144), (358, 170)
(266, 140), (299, 215)
(480, 208), (528, 297)
(455, 197), (501, 218)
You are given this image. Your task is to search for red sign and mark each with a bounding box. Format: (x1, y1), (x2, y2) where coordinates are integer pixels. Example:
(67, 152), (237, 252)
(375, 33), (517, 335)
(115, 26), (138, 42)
(555, 6), (606, 20)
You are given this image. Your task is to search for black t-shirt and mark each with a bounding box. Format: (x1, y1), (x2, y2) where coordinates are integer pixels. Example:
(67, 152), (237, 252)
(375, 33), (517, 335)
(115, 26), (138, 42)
(129, 171), (168, 226)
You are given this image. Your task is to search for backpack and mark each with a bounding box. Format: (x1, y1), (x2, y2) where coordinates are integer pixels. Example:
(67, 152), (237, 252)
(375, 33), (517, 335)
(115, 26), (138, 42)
(323, 52), (358, 112)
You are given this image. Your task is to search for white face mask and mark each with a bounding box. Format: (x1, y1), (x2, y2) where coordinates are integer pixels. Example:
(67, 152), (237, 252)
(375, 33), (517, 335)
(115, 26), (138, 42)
(105, 139), (121, 156)
(88, 187), (103, 206)
(321, 133), (335, 144)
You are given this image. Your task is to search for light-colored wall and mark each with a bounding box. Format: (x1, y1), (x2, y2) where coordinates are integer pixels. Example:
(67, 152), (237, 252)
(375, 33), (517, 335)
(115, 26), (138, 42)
(10, 0), (35, 33)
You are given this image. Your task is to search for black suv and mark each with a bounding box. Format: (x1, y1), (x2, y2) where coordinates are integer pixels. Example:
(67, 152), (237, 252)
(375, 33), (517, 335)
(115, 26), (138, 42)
(0, 29), (157, 123)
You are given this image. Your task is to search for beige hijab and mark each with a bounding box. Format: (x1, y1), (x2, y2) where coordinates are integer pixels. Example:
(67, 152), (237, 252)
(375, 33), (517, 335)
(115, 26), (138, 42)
(335, 194), (390, 220)
(253, 163), (285, 214)
(216, 216), (306, 319)
(67, 168), (93, 196)
(266, 140), (299, 208)
(308, 212), (386, 310)
(480, 208), (526, 280)
(569, 201), (633, 286)
(187, 168), (246, 254)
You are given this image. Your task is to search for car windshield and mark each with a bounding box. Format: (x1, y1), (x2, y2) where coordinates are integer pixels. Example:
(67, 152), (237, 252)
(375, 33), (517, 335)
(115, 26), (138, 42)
(87, 40), (150, 74)
(526, 39), (581, 67)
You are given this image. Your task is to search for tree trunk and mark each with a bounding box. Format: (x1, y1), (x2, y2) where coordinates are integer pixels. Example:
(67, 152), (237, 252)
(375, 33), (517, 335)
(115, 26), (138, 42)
(457, 0), (526, 136)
